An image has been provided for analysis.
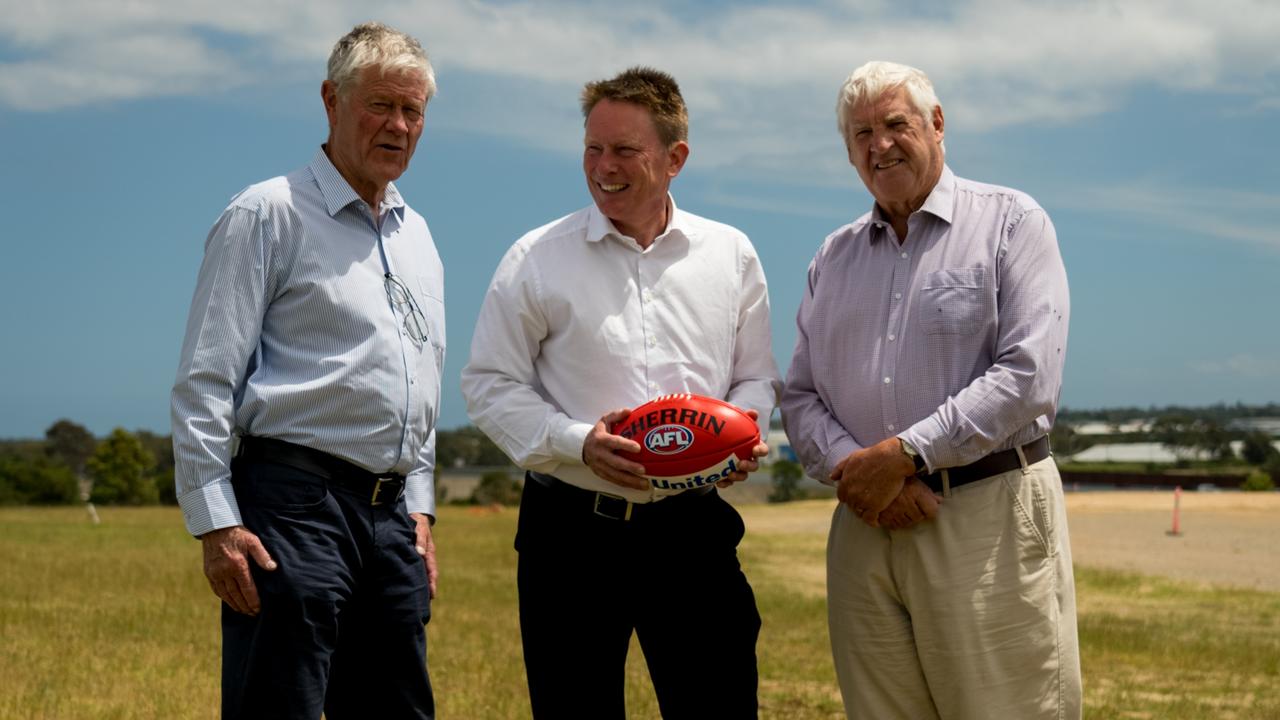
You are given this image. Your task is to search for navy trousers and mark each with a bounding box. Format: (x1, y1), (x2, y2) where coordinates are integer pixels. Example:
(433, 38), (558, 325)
(221, 457), (434, 720)
(516, 476), (761, 719)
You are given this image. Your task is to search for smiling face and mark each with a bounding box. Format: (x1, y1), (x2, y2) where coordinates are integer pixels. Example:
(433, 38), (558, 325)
(322, 64), (428, 208)
(583, 98), (689, 247)
(846, 86), (945, 225)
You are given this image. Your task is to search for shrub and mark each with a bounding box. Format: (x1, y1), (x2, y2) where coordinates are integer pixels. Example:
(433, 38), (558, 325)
(1241, 471), (1276, 492)
(768, 460), (805, 503)
(471, 470), (523, 506)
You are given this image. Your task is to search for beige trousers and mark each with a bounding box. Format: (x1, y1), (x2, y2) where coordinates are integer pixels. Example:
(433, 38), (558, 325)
(827, 457), (1081, 720)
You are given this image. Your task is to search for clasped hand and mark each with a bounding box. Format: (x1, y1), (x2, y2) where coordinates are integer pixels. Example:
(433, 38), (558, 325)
(831, 437), (940, 530)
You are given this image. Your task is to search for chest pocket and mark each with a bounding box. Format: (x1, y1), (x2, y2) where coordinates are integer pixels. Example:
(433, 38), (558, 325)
(417, 276), (446, 374)
(920, 267), (986, 335)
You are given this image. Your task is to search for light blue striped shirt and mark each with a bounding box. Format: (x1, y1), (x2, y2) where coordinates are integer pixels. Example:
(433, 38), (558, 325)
(172, 148), (445, 536)
(781, 166), (1069, 483)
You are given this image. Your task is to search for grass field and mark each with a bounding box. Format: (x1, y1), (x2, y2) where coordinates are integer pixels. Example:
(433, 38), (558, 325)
(2, 501), (1278, 719)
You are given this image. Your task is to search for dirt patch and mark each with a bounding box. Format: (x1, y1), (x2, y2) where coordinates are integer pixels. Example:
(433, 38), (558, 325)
(740, 492), (1280, 592)
(1065, 490), (1280, 592)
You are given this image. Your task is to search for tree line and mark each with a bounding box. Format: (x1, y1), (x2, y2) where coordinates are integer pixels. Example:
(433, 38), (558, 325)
(0, 420), (520, 507)
(5, 405), (1277, 506)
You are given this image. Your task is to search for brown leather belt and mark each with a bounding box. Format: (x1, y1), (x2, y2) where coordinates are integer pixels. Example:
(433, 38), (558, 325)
(919, 436), (1051, 493)
(236, 435), (406, 506)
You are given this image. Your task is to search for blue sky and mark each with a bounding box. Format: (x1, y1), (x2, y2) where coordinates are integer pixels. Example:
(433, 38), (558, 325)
(2, 0), (1278, 439)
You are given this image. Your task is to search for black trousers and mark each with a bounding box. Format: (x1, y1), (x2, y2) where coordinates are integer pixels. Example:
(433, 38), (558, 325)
(516, 475), (761, 719)
(221, 457), (434, 720)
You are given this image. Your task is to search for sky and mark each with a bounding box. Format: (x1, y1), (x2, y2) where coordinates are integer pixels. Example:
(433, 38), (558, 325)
(1, 0), (1278, 439)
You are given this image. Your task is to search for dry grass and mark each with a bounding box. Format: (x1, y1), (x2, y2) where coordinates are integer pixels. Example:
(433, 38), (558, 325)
(2, 493), (1278, 719)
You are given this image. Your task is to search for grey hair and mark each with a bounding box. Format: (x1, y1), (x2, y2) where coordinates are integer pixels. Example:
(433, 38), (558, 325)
(327, 22), (436, 100)
(836, 61), (941, 150)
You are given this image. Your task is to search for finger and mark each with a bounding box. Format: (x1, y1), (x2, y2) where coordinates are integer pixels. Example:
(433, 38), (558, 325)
(736, 458), (760, 473)
(413, 516), (430, 554)
(599, 450), (647, 477)
(599, 433), (642, 455)
(601, 407), (634, 427)
(751, 442), (769, 458)
(836, 482), (850, 505)
(425, 547), (438, 599)
(598, 460), (649, 490)
(235, 565), (262, 615)
(220, 577), (254, 616)
(585, 453), (648, 490)
(916, 493), (940, 520)
(829, 458), (847, 483)
(245, 535), (278, 572)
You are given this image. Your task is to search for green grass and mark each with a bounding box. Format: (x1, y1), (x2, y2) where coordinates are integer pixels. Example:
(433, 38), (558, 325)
(2, 504), (1277, 719)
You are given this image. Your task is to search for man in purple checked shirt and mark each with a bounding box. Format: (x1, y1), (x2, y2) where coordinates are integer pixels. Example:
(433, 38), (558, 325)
(780, 61), (1080, 720)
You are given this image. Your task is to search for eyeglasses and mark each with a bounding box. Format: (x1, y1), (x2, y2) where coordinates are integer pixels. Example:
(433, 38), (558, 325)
(384, 272), (430, 346)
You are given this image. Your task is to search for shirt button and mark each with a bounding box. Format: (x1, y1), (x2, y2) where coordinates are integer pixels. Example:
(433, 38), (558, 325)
(887, 424), (896, 431)
(888, 333), (896, 341)
(901, 252), (909, 259)
(648, 337), (657, 347)
(894, 292), (902, 300)
(883, 377), (891, 384)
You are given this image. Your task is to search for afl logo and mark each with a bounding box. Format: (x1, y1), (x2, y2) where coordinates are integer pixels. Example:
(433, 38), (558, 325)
(644, 425), (693, 455)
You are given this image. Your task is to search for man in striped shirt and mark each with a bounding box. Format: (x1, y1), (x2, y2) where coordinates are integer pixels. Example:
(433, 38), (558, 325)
(171, 22), (443, 719)
(781, 61), (1080, 719)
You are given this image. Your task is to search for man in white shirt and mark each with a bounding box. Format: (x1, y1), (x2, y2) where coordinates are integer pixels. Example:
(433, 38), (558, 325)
(461, 67), (780, 719)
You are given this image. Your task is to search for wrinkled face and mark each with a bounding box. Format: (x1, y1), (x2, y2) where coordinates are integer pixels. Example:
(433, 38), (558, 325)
(583, 99), (687, 239)
(846, 86), (945, 217)
(323, 65), (428, 204)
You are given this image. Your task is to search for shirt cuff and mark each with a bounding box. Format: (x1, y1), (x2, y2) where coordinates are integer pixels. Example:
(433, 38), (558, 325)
(550, 418), (594, 466)
(901, 414), (949, 473)
(178, 479), (242, 538)
(820, 435), (862, 486)
(405, 470), (436, 519)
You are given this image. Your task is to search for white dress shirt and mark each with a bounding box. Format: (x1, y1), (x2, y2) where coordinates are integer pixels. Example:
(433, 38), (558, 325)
(171, 148), (445, 536)
(461, 197), (780, 503)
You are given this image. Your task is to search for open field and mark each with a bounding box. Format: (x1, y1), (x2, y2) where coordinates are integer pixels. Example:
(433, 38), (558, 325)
(2, 492), (1278, 719)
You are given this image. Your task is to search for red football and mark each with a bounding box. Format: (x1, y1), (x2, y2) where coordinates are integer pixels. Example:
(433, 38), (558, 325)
(611, 393), (760, 496)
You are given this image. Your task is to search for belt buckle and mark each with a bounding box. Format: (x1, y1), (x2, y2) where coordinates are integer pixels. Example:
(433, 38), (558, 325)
(371, 477), (397, 506)
(593, 492), (633, 521)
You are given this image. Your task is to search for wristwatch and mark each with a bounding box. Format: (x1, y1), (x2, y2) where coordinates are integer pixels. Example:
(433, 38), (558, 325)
(899, 438), (927, 476)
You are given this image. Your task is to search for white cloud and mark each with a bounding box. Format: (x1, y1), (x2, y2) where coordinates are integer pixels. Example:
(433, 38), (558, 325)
(3, 0), (1278, 187)
(1192, 354), (1280, 378)
(1056, 182), (1280, 252)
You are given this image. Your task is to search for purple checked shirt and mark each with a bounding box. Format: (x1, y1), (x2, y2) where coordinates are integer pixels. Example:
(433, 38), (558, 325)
(780, 165), (1069, 484)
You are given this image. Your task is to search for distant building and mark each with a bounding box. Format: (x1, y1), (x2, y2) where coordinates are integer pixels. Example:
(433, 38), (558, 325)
(766, 429), (795, 463)
(1069, 420), (1152, 435)
(1228, 417), (1280, 436)
(1066, 440), (1280, 464)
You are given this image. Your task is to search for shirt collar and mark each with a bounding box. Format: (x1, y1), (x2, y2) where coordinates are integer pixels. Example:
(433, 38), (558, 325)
(868, 164), (955, 242)
(309, 146), (406, 220)
(585, 194), (692, 246)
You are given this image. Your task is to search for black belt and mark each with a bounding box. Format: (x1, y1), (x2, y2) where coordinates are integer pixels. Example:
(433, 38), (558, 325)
(528, 472), (712, 522)
(918, 436), (1051, 494)
(236, 436), (406, 506)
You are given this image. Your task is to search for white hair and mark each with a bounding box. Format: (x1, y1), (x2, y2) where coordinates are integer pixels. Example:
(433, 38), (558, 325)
(327, 22), (436, 100)
(836, 61), (941, 150)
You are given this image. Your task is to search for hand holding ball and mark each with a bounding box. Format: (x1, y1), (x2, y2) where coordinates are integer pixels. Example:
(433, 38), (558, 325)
(610, 394), (761, 497)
